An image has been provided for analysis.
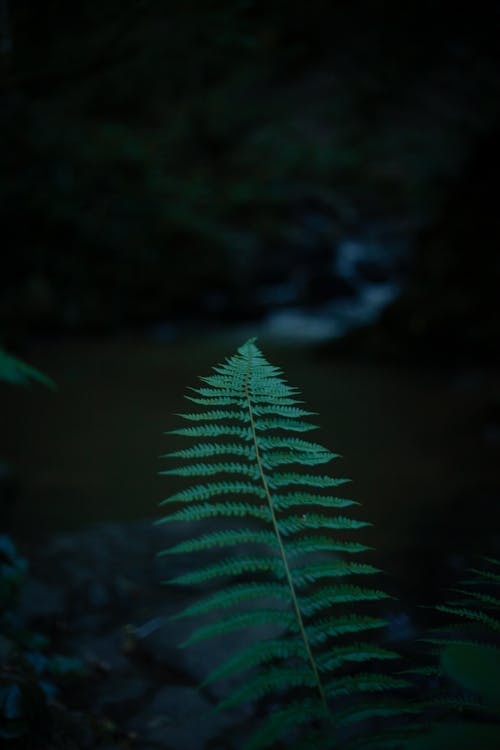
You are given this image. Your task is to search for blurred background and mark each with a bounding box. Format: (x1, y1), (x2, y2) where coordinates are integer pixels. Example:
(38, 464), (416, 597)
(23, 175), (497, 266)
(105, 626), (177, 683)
(1, 1), (500, 746)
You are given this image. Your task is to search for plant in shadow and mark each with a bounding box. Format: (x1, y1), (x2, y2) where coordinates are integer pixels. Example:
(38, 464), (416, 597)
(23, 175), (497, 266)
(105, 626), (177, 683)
(0, 349), (55, 389)
(0, 351), (88, 746)
(400, 557), (500, 750)
(158, 339), (416, 749)
(0, 535), (86, 744)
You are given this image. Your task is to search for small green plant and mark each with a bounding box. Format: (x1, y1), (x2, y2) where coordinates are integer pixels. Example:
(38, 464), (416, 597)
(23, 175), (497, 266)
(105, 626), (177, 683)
(401, 557), (500, 750)
(158, 339), (413, 748)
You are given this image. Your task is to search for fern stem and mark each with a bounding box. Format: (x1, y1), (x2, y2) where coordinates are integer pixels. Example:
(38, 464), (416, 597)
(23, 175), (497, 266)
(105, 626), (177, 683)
(243, 342), (331, 721)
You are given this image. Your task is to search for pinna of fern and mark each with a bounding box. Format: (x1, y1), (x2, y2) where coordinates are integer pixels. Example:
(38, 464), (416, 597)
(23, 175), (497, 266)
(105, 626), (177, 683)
(395, 557), (500, 750)
(157, 339), (412, 749)
(421, 557), (500, 717)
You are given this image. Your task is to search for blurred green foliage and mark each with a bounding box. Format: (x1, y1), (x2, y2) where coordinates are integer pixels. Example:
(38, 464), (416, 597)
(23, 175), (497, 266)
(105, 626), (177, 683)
(0, 349), (55, 388)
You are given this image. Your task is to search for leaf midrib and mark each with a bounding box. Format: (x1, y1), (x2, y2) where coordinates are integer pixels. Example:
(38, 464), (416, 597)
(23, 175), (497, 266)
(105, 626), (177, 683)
(243, 341), (331, 719)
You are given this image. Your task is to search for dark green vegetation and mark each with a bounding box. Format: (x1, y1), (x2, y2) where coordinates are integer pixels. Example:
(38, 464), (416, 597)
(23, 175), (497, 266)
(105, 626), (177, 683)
(402, 558), (500, 750)
(159, 339), (413, 748)
(0, 535), (86, 745)
(0, 336), (499, 747)
(0, 354), (90, 747)
(159, 340), (500, 748)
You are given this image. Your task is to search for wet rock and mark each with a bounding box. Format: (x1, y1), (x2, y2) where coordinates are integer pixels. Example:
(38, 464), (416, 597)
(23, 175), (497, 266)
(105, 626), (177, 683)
(67, 629), (131, 674)
(17, 519), (296, 747)
(126, 685), (237, 750)
(95, 675), (150, 717)
(132, 602), (291, 701)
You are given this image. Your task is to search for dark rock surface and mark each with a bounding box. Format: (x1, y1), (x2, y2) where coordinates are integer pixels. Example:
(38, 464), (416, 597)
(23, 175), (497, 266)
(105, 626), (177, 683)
(19, 519), (289, 749)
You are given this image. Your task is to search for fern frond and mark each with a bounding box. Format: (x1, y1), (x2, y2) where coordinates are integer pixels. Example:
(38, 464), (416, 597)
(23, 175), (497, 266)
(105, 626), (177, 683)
(158, 338), (406, 749)
(306, 615), (387, 644)
(159, 481), (265, 505)
(176, 408), (248, 422)
(164, 442), (255, 460)
(202, 638), (309, 687)
(334, 699), (421, 728)
(185, 394), (244, 406)
(269, 472), (350, 488)
(286, 537), (372, 557)
(257, 436), (333, 452)
(253, 405), (316, 418)
(156, 501), (271, 524)
(434, 605), (500, 633)
(217, 664), (317, 711)
(467, 567), (500, 585)
(417, 554), (500, 741)
(279, 514), (370, 535)
(273, 491), (357, 510)
(300, 586), (391, 615)
(181, 609), (296, 647)
(324, 673), (411, 699)
(170, 582), (290, 621)
(160, 529), (277, 555)
(292, 561), (380, 587)
(317, 644), (400, 671)
(167, 556), (283, 585)
(262, 450), (337, 467)
(168, 424), (250, 438)
(160, 461), (259, 478)
(254, 417), (318, 432)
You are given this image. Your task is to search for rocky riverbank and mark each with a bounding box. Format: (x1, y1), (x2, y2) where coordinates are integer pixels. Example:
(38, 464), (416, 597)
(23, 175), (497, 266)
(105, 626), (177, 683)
(15, 519), (298, 749)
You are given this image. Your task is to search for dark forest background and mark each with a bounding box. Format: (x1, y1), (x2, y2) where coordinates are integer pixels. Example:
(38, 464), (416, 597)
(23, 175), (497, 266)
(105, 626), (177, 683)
(1, 0), (499, 356)
(1, 2), (500, 748)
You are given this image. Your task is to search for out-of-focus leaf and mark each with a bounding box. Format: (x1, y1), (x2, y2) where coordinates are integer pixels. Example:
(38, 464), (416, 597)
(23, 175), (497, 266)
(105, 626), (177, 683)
(0, 350), (56, 390)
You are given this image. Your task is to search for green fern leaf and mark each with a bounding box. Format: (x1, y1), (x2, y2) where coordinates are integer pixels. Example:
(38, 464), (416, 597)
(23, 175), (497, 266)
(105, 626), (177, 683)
(217, 664), (317, 711)
(156, 501), (271, 524)
(324, 673), (411, 699)
(160, 529), (277, 555)
(171, 582), (290, 620)
(269, 472), (350, 488)
(273, 491), (357, 510)
(168, 424), (250, 438)
(164, 442), (256, 460)
(300, 585), (392, 615)
(181, 609), (296, 647)
(159, 481), (265, 505)
(434, 605), (500, 634)
(202, 638), (309, 687)
(161, 461), (259, 478)
(168, 556), (283, 585)
(242, 698), (325, 750)
(262, 450), (337, 467)
(158, 339), (405, 748)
